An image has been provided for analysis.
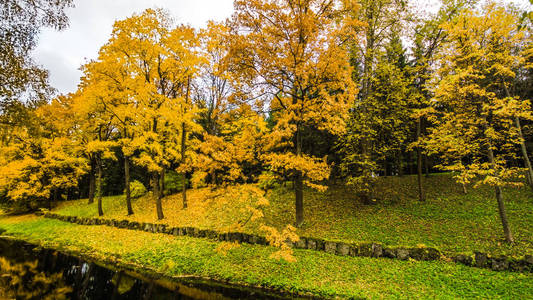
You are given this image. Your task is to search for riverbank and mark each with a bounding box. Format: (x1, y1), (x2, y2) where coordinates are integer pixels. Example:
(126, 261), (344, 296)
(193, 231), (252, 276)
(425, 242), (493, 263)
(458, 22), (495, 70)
(0, 215), (531, 299)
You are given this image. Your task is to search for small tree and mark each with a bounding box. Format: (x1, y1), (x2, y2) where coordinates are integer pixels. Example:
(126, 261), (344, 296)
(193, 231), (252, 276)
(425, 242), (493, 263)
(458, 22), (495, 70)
(426, 3), (531, 243)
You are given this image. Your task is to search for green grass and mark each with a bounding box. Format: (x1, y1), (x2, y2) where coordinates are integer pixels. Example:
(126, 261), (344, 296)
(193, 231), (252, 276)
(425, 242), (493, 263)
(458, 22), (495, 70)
(53, 174), (533, 257)
(0, 216), (531, 299)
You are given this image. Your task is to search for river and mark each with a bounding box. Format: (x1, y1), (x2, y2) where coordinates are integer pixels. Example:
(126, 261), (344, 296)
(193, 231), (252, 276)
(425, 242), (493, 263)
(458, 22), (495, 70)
(0, 237), (301, 299)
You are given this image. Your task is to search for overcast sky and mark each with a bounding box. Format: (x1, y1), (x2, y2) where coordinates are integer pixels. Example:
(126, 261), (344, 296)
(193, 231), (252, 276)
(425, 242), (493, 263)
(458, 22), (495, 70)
(32, 0), (234, 95)
(32, 0), (530, 96)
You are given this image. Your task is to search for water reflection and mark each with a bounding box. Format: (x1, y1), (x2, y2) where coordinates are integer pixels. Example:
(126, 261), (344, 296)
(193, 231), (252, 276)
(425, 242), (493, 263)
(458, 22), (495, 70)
(0, 237), (297, 300)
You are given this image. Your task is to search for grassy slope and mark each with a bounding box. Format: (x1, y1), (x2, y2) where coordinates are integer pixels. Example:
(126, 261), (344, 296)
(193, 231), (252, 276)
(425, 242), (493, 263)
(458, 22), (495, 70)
(0, 215), (531, 299)
(54, 174), (533, 257)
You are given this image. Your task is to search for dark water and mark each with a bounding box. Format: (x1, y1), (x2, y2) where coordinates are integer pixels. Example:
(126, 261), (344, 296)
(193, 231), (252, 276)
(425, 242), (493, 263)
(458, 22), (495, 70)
(0, 237), (299, 300)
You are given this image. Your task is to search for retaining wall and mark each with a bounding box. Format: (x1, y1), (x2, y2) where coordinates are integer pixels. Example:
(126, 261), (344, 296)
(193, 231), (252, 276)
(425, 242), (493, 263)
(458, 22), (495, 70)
(39, 212), (533, 273)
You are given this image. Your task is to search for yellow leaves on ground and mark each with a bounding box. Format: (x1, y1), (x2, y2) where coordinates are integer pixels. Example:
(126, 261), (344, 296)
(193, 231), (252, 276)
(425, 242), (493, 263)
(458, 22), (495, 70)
(214, 242), (241, 256)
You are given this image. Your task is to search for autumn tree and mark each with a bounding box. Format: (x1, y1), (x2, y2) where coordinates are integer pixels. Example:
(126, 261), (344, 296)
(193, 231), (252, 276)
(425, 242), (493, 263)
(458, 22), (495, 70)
(426, 3), (531, 243)
(0, 0), (73, 110)
(101, 9), (201, 219)
(229, 0), (359, 226)
(409, 0), (474, 201)
(70, 90), (117, 216)
(81, 46), (140, 215)
(338, 0), (410, 203)
(0, 96), (87, 211)
(340, 32), (411, 203)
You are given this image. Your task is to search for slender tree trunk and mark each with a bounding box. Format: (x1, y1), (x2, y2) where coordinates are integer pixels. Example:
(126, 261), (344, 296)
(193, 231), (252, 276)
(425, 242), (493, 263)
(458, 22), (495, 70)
(88, 163), (95, 204)
(295, 174), (303, 227)
(502, 83), (533, 189)
(153, 172), (164, 220)
(408, 151), (415, 175)
(160, 168), (165, 197)
(514, 117), (533, 190)
(181, 123), (188, 209)
(486, 135), (514, 243)
(210, 171), (216, 186)
(124, 156), (133, 215)
(96, 158), (103, 216)
(182, 173), (187, 209)
(181, 76), (190, 209)
(424, 154), (430, 177)
(295, 123), (304, 227)
(416, 117), (425, 201)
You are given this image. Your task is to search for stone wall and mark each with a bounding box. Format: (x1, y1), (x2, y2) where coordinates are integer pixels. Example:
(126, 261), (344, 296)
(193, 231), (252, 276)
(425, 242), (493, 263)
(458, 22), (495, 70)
(39, 212), (532, 273)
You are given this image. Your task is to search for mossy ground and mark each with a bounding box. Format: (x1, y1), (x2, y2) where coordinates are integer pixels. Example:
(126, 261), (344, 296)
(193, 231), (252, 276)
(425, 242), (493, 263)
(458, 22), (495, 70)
(0, 216), (531, 299)
(54, 173), (532, 257)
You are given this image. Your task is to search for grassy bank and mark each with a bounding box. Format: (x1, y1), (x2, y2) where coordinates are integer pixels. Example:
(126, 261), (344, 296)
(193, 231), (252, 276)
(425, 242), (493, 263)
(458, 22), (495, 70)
(0, 215), (531, 299)
(54, 174), (532, 257)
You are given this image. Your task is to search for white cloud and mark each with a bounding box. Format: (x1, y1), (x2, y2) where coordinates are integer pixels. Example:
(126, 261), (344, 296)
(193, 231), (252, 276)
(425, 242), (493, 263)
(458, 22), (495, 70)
(31, 0), (234, 95)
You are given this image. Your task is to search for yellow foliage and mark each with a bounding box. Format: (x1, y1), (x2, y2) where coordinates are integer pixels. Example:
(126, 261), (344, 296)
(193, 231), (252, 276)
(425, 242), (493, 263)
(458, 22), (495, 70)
(214, 241), (241, 256)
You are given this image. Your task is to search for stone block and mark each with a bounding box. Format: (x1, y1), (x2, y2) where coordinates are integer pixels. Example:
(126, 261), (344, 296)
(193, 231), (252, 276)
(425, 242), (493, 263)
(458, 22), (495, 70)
(143, 223), (152, 232)
(294, 238), (307, 249)
(315, 239), (325, 251)
(382, 248), (396, 258)
(306, 239), (317, 250)
(491, 257), (509, 271)
(325, 241), (337, 254)
(349, 246), (358, 256)
(337, 243), (350, 256)
(206, 230), (218, 240)
(284, 238), (294, 248)
(454, 254), (473, 266)
(371, 243), (383, 258)
(397, 248), (409, 260)
(256, 236), (268, 245)
(475, 252), (489, 268)
(358, 244), (372, 257)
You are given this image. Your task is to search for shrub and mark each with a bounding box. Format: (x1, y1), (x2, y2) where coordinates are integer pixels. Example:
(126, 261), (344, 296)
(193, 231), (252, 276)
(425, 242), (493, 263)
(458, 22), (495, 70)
(127, 180), (146, 199)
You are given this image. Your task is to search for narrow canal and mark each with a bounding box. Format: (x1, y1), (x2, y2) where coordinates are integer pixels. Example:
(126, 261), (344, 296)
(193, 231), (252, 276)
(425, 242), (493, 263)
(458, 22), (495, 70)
(0, 237), (299, 299)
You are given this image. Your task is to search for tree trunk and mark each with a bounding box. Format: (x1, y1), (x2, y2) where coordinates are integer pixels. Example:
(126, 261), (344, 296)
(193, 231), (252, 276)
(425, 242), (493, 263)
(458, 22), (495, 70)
(210, 171), (216, 186)
(182, 173), (187, 209)
(486, 138), (514, 243)
(515, 116), (533, 190)
(160, 168), (165, 197)
(295, 174), (303, 227)
(181, 76), (190, 209)
(294, 123), (304, 227)
(502, 83), (533, 189)
(153, 172), (164, 220)
(416, 117), (425, 201)
(181, 123), (187, 209)
(88, 164), (95, 204)
(96, 159), (103, 216)
(124, 156), (133, 215)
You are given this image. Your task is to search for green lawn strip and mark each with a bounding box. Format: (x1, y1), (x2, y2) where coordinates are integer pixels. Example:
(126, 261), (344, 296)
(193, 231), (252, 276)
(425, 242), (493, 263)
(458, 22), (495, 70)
(0, 216), (531, 299)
